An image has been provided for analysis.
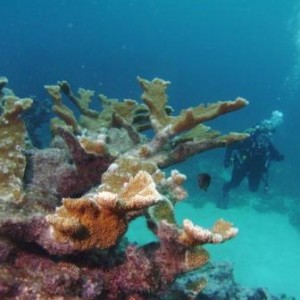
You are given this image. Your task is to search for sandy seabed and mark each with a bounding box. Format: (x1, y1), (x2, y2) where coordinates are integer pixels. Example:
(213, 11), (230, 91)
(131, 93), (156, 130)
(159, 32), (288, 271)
(127, 201), (300, 299)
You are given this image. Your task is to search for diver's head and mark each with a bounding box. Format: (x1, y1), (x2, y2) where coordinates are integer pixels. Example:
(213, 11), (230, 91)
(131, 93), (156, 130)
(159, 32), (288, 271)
(259, 110), (284, 133)
(246, 110), (283, 144)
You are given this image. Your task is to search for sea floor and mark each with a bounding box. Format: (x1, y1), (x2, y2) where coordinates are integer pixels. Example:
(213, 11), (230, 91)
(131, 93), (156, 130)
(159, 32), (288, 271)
(127, 201), (300, 299)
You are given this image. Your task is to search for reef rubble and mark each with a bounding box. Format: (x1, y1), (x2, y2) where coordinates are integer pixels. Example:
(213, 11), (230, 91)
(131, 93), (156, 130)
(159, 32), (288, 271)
(0, 76), (251, 299)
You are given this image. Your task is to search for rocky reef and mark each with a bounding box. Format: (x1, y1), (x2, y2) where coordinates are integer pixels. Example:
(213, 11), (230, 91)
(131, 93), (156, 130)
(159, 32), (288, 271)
(0, 75), (253, 299)
(168, 262), (295, 300)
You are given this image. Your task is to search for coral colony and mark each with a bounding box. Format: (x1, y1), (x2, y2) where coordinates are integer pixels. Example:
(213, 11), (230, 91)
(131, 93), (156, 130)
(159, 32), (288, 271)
(0, 75), (247, 299)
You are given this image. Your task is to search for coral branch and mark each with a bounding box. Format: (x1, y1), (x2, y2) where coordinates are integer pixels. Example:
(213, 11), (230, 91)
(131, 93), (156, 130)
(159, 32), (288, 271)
(156, 132), (249, 168)
(138, 76), (171, 131)
(58, 80), (99, 118)
(180, 219), (238, 246)
(45, 84), (81, 134)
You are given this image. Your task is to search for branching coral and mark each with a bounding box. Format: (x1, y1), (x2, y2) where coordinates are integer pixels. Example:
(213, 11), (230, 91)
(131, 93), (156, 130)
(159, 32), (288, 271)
(58, 80), (99, 118)
(40, 77), (245, 294)
(46, 80), (155, 141)
(0, 76), (248, 299)
(44, 77), (249, 175)
(136, 77), (248, 166)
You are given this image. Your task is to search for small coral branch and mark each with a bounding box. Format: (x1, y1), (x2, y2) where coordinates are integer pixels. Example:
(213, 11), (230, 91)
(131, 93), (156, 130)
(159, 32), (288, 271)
(155, 131), (249, 168)
(180, 219), (238, 246)
(58, 80), (100, 118)
(170, 98), (248, 135)
(137, 76), (171, 131)
(45, 84), (81, 134)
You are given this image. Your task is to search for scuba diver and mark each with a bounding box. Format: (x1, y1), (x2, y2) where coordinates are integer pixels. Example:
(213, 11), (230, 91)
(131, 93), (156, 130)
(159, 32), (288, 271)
(217, 111), (284, 209)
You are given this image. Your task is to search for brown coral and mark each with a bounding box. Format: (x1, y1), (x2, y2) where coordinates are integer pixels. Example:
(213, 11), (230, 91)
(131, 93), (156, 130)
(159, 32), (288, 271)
(47, 196), (128, 250)
(46, 171), (162, 251)
(47, 77), (248, 171)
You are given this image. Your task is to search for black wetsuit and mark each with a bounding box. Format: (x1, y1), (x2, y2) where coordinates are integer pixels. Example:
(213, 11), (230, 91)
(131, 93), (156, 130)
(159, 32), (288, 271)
(218, 130), (284, 208)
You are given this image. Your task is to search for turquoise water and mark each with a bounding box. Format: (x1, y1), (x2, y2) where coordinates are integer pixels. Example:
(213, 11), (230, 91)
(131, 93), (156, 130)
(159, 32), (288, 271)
(1, 0), (300, 297)
(127, 150), (300, 298)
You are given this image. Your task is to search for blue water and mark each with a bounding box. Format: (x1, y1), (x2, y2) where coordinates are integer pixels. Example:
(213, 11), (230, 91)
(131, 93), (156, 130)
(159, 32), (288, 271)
(1, 0), (300, 297)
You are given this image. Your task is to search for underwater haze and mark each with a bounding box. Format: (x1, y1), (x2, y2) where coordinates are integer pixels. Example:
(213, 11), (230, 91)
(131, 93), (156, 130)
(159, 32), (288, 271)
(1, 0), (300, 298)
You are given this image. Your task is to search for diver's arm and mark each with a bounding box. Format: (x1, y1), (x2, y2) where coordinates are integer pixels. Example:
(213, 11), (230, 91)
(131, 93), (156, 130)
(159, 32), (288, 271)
(269, 144), (284, 161)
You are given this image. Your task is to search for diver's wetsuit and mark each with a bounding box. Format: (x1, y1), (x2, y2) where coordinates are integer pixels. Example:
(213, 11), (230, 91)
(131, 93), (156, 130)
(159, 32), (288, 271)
(218, 129), (284, 208)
